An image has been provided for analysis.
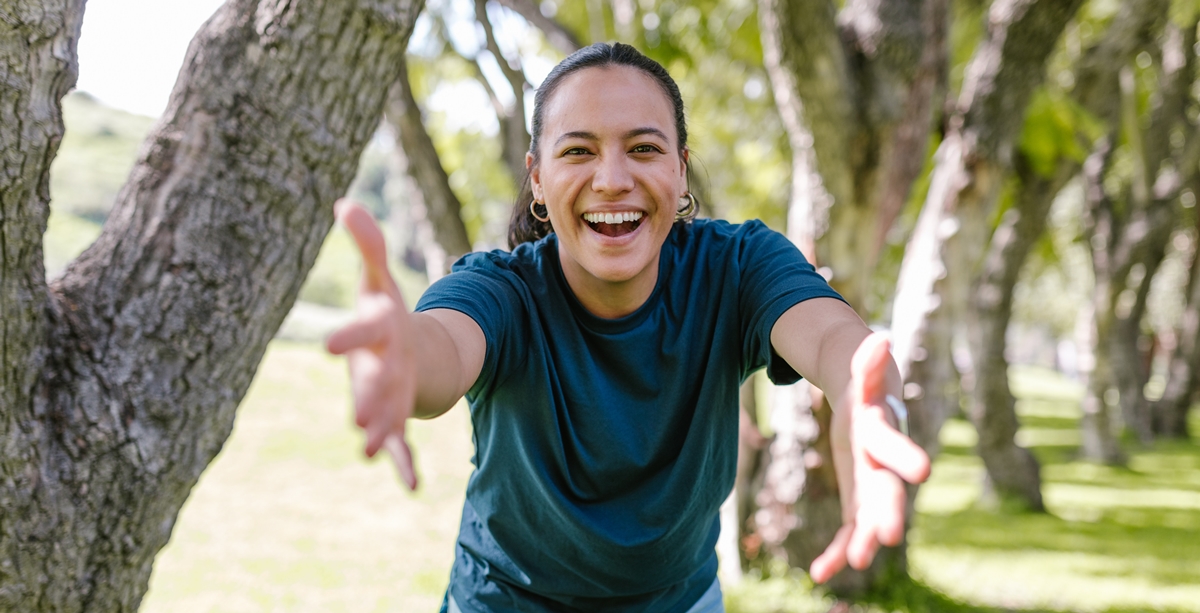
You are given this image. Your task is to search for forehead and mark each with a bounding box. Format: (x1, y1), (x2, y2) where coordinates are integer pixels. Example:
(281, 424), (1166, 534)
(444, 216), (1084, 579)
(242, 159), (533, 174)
(541, 65), (678, 145)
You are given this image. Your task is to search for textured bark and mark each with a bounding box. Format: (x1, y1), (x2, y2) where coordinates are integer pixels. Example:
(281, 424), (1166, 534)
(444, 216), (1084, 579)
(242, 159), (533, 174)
(0, 0), (420, 610)
(756, 0), (946, 593)
(385, 56), (473, 278)
(759, 0), (945, 310)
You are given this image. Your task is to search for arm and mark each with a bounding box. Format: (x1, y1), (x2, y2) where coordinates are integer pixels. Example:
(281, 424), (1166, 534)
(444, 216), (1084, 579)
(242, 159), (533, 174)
(325, 200), (485, 489)
(769, 298), (930, 582)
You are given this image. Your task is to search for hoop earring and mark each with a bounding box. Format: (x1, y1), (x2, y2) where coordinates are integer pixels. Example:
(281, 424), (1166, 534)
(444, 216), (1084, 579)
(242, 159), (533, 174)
(676, 192), (697, 220)
(530, 200), (550, 223)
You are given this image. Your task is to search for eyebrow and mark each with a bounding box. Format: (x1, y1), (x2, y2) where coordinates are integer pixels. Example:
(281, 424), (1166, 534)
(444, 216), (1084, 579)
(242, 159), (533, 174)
(554, 127), (671, 147)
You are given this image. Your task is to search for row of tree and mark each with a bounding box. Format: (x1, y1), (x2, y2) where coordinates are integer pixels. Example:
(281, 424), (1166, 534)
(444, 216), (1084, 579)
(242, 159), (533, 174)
(2, 0), (1199, 609)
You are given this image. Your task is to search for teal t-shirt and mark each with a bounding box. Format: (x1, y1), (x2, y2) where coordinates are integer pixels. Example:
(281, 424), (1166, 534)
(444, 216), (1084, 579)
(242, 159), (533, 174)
(415, 219), (844, 613)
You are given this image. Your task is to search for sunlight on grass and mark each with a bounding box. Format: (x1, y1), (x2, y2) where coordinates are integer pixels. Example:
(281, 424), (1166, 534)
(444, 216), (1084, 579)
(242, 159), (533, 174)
(138, 341), (1200, 613)
(141, 341), (474, 613)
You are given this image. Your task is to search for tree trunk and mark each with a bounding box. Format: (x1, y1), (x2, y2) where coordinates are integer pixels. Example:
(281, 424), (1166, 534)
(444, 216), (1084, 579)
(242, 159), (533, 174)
(0, 0), (420, 609)
(1079, 136), (1129, 464)
(964, 0), (1166, 507)
(893, 0), (1085, 407)
(759, 0), (946, 311)
(1154, 212), (1200, 438)
(966, 156), (1069, 512)
(755, 0), (946, 593)
(474, 0), (532, 186)
(385, 55), (473, 279)
(1080, 13), (1196, 452)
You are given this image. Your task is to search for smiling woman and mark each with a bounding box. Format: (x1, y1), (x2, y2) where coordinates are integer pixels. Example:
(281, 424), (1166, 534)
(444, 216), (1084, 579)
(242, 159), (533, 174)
(326, 42), (930, 613)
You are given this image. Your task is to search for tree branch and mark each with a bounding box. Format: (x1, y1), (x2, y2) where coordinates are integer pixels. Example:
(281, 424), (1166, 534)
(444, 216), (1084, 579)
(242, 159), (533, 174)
(386, 56), (474, 267)
(1, 0), (421, 607)
(495, 0), (583, 55)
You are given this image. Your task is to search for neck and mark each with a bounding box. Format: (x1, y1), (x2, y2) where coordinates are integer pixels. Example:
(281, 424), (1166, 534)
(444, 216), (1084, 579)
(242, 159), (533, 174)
(559, 254), (660, 320)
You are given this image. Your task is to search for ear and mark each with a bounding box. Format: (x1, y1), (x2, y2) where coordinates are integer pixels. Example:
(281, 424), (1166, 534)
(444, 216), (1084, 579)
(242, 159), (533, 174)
(679, 148), (689, 192)
(527, 151), (541, 200)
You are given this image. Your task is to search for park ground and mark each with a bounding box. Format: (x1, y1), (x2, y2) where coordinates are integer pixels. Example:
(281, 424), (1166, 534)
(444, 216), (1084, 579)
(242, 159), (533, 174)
(135, 339), (1200, 613)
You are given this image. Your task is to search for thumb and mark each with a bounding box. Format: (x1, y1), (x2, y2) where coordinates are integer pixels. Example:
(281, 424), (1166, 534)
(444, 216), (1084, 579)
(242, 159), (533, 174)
(335, 199), (393, 293)
(851, 332), (891, 405)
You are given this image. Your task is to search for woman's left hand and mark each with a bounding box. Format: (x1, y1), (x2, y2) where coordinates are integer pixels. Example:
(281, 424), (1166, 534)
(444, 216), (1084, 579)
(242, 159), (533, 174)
(809, 332), (931, 583)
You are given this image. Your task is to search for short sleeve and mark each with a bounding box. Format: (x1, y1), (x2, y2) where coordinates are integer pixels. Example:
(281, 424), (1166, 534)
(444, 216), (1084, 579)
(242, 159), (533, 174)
(736, 221), (846, 385)
(414, 252), (529, 398)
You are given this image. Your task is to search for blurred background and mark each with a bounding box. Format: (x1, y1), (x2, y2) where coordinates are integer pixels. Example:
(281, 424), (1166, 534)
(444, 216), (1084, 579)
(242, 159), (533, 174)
(50, 0), (1200, 611)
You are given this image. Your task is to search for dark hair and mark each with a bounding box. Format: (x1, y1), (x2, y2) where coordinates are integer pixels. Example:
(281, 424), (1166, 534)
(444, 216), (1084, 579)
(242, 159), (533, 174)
(507, 42), (693, 249)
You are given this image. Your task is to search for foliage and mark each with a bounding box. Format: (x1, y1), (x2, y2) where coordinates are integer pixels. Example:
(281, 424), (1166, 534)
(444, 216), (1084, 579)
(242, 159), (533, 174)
(1019, 89), (1105, 179)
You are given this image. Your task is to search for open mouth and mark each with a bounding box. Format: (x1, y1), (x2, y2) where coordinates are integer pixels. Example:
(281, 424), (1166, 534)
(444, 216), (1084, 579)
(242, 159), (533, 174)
(583, 211), (644, 238)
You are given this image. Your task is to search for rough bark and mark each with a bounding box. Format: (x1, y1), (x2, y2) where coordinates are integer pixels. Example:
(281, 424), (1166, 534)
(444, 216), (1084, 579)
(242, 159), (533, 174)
(385, 55), (473, 278)
(0, 0), (420, 609)
(1, 2), (86, 605)
(759, 0), (945, 310)
(756, 0), (946, 592)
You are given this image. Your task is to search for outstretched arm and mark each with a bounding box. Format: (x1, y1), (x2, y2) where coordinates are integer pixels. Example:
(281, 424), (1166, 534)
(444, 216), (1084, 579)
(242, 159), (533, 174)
(769, 298), (930, 582)
(325, 200), (485, 490)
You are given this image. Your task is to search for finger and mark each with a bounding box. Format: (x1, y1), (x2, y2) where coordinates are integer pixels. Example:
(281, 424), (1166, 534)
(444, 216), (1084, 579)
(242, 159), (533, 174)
(364, 412), (391, 458)
(347, 352), (396, 430)
(850, 332), (891, 405)
(865, 468), (907, 546)
(858, 408), (931, 483)
(384, 433), (418, 491)
(335, 199), (394, 293)
(326, 316), (388, 355)
(846, 515), (881, 570)
(809, 524), (853, 583)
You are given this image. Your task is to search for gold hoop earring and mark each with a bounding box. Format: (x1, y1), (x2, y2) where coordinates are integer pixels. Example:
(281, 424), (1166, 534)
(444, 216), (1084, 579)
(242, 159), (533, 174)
(530, 199), (550, 223)
(676, 192), (697, 220)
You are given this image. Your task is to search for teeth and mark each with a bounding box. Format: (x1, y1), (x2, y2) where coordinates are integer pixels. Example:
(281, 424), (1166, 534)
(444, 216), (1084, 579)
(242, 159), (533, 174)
(584, 211), (644, 224)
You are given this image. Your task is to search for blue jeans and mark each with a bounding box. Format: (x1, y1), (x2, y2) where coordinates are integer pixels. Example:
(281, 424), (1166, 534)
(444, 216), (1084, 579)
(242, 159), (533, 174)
(447, 578), (724, 613)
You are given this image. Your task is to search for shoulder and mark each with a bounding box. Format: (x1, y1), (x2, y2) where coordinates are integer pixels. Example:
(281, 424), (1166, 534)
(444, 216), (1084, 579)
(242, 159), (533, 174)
(668, 218), (797, 263)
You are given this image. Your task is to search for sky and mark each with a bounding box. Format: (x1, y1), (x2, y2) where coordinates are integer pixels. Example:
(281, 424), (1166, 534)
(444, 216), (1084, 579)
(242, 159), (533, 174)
(76, 0), (229, 117)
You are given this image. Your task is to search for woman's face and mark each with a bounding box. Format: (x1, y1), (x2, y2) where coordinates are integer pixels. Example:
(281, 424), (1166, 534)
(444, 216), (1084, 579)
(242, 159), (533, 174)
(529, 65), (687, 309)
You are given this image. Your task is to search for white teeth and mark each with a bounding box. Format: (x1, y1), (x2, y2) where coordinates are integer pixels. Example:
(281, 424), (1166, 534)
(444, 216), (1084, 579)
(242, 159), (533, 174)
(584, 211), (644, 224)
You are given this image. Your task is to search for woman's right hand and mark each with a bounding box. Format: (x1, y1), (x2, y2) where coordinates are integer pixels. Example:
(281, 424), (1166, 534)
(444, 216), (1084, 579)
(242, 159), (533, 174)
(325, 199), (419, 490)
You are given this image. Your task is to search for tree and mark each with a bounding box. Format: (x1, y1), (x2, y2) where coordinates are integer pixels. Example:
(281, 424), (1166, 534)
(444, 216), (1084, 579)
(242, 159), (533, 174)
(752, 0), (948, 592)
(0, 0), (420, 609)
(1078, 11), (1199, 454)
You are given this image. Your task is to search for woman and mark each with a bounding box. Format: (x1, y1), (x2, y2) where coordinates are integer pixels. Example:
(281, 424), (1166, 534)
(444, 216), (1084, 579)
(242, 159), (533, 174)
(327, 43), (929, 613)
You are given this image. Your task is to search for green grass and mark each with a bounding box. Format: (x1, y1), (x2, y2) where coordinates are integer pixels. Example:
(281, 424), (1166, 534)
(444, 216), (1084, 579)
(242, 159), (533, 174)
(137, 345), (1200, 613)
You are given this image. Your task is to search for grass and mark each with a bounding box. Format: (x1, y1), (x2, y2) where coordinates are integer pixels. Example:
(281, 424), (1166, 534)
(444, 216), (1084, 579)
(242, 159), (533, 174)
(136, 339), (1200, 613)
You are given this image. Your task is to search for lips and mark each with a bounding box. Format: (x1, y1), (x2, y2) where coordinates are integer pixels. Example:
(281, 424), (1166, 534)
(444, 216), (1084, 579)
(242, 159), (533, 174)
(583, 211), (644, 237)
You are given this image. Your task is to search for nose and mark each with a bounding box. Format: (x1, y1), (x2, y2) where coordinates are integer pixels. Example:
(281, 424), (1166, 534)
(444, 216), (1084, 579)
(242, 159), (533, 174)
(591, 151), (635, 196)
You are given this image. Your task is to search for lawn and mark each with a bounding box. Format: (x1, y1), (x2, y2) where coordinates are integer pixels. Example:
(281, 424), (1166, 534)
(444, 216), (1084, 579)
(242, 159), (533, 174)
(139, 341), (1200, 613)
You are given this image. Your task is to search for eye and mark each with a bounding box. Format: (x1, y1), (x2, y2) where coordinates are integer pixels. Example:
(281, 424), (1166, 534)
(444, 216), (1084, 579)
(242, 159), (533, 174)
(631, 144), (663, 154)
(562, 146), (592, 156)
